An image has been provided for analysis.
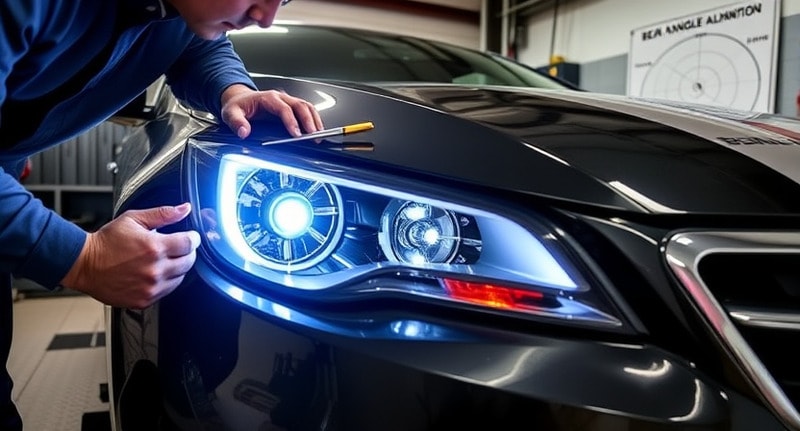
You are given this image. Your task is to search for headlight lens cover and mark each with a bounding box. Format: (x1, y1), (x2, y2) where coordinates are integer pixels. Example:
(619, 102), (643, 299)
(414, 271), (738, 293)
(225, 162), (345, 271)
(188, 141), (625, 328)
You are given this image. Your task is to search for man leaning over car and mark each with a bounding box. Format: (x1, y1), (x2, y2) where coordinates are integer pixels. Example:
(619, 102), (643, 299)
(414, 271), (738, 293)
(0, 0), (322, 427)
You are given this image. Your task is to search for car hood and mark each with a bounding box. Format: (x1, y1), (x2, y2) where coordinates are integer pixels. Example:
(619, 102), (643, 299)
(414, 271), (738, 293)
(245, 78), (800, 215)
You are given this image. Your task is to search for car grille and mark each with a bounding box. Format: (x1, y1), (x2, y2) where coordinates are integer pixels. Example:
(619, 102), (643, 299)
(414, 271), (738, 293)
(665, 231), (800, 430)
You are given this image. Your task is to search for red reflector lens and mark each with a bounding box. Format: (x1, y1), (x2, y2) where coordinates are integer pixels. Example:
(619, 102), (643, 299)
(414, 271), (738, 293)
(442, 278), (545, 310)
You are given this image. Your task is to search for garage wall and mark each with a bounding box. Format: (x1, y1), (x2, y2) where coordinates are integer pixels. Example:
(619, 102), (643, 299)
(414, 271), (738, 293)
(276, 0), (481, 48)
(515, 0), (800, 116)
(518, 0), (798, 65)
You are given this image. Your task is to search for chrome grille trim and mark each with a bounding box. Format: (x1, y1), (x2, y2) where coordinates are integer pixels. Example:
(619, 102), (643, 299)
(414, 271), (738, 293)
(728, 306), (800, 331)
(664, 231), (800, 431)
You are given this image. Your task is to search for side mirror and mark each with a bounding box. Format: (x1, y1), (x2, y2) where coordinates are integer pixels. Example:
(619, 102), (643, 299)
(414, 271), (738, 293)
(109, 76), (167, 126)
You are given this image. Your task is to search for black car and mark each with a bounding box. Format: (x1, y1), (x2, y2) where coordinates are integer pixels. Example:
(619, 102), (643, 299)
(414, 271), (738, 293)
(106, 24), (800, 430)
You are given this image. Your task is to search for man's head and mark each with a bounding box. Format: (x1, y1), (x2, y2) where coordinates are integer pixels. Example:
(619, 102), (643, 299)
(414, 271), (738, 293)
(166, 0), (289, 40)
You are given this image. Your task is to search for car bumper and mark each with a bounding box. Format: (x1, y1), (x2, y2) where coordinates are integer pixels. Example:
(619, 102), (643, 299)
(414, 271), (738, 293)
(109, 258), (789, 431)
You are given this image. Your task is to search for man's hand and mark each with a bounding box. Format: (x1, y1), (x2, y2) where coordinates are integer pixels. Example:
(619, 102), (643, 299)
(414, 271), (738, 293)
(220, 84), (324, 139)
(61, 203), (201, 309)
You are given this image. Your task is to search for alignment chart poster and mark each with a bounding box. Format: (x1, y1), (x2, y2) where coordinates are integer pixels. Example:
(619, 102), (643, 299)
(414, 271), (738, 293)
(627, 0), (780, 112)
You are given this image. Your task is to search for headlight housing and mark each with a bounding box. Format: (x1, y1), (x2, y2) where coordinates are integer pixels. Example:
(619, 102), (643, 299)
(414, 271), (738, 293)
(188, 140), (627, 329)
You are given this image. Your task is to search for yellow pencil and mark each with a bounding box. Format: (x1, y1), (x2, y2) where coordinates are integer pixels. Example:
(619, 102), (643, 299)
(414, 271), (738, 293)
(261, 121), (374, 146)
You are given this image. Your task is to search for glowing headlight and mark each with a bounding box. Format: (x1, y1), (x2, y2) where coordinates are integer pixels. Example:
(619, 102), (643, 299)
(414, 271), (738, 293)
(267, 192), (314, 239)
(191, 144), (623, 327)
(221, 157), (344, 272)
(380, 200), (460, 265)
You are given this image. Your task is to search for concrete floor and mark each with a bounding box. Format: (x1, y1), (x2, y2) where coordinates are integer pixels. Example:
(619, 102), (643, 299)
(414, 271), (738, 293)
(8, 292), (109, 431)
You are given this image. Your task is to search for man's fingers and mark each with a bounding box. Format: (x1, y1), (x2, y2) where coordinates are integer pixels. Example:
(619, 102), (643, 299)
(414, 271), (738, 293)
(128, 249), (196, 309)
(263, 94), (302, 136)
(223, 90), (324, 139)
(236, 124), (250, 139)
(162, 230), (201, 258)
(127, 203), (193, 230)
(225, 107), (250, 138)
(281, 94), (323, 134)
(163, 252), (197, 281)
(293, 98), (324, 134)
(261, 91), (323, 136)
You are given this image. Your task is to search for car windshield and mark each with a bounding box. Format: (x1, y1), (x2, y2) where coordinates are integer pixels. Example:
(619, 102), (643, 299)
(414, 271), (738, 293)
(227, 24), (569, 89)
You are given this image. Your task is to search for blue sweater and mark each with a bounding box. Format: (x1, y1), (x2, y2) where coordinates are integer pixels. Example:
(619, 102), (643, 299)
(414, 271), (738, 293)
(0, 0), (255, 288)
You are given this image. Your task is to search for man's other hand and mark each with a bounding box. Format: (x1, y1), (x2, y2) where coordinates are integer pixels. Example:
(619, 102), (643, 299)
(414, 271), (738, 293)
(220, 84), (324, 139)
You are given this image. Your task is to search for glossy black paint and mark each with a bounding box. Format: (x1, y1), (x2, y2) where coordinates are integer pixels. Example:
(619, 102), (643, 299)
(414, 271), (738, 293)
(113, 262), (779, 430)
(109, 192), (787, 430)
(108, 77), (800, 430)
(227, 77), (800, 215)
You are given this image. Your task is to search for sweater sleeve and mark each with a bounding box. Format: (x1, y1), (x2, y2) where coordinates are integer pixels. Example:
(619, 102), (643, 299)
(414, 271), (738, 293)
(1, 1), (37, 109)
(165, 34), (256, 119)
(0, 167), (87, 288)
(1, 2), (87, 288)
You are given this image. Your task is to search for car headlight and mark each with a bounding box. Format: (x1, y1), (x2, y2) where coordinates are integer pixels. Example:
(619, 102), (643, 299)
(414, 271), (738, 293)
(188, 140), (625, 329)
(223, 160), (345, 271)
(379, 199), (461, 265)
